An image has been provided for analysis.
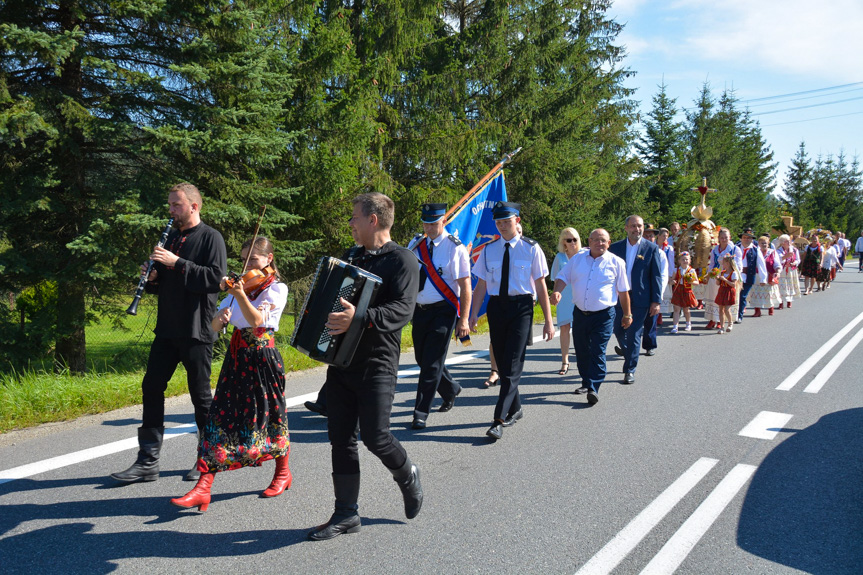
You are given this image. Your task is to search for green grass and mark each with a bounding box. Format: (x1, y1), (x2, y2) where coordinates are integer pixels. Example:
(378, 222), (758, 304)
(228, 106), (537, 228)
(0, 304), (514, 434)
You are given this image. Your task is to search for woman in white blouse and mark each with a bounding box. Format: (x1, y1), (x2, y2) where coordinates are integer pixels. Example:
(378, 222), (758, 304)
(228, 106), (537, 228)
(172, 236), (291, 512)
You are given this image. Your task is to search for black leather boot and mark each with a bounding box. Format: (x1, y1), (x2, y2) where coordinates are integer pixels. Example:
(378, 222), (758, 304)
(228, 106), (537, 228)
(184, 430), (201, 482)
(391, 457), (423, 519)
(110, 427), (163, 483)
(307, 473), (361, 541)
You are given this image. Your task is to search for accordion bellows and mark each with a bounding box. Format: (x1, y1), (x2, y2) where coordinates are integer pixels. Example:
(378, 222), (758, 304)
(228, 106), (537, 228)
(290, 256), (382, 367)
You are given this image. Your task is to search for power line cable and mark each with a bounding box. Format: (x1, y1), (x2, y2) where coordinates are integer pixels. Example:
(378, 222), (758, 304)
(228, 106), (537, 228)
(745, 87), (863, 108)
(751, 96), (863, 116)
(761, 110), (863, 127)
(740, 81), (863, 103)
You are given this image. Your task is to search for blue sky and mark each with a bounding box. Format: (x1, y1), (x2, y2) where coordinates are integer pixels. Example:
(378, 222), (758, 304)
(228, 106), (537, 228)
(611, 0), (863, 198)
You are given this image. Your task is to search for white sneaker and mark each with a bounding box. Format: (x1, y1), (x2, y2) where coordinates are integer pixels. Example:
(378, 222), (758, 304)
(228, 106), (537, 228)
(684, 323), (692, 331)
(671, 325), (679, 334)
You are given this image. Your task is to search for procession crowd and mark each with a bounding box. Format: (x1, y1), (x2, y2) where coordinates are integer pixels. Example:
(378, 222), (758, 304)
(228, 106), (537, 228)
(109, 182), (860, 542)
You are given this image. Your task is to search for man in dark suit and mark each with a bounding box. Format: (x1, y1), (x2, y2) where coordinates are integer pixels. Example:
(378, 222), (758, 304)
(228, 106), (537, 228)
(609, 215), (664, 385)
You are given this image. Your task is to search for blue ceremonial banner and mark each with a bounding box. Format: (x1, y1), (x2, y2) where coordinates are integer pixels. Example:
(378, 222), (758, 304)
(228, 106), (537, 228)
(445, 171), (508, 317)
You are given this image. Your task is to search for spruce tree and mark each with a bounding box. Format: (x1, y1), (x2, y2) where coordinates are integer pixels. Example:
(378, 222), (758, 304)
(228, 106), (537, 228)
(635, 82), (694, 221)
(782, 142), (812, 224)
(0, 1), (302, 372)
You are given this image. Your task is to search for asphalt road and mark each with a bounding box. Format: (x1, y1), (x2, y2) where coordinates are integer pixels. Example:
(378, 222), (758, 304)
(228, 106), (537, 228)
(1, 269), (862, 574)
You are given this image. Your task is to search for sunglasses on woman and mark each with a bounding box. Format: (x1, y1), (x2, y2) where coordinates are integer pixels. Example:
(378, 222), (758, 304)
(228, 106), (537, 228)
(565, 238), (578, 243)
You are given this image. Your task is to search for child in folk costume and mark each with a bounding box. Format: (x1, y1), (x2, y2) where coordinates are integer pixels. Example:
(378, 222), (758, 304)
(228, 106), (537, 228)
(800, 236), (822, 295)
(775, 234), (801, 308)
(748, 235), (782, 316)
(703, 229), (742, 329)
(670, 251), (699, 333)
(171, 236), (290, 512)
(714, 254), (740, 334)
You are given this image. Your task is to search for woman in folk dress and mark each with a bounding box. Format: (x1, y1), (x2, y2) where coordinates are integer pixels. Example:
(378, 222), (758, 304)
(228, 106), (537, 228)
(748, 235), (782, 316)
(775, 234), (801, 308)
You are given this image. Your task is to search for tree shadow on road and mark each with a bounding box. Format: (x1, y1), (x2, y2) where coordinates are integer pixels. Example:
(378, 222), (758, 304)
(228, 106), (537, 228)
(736, 407), (863, 574)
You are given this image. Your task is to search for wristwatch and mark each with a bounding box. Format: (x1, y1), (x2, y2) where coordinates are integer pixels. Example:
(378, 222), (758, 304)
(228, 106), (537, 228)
(623, 314), (632, 319)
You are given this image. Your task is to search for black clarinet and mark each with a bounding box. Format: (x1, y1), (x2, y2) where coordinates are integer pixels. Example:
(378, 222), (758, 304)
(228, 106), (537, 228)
(126, 218), (174, 315)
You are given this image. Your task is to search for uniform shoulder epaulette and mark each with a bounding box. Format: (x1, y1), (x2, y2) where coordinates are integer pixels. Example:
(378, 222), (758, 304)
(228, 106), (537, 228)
(447, 234), (462, 246)
(522, 236), (538, 246)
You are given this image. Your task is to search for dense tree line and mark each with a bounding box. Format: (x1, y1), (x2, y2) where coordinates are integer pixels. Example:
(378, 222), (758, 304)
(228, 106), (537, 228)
(0, 0), (852, 372)
(781, 142), (863, 235)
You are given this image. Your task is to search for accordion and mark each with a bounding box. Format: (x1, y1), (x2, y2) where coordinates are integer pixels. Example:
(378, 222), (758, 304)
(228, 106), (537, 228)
(290, 256), (382, 367)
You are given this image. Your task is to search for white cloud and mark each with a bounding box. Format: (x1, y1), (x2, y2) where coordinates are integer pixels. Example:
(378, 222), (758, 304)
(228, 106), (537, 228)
(673, 0), (862, 82)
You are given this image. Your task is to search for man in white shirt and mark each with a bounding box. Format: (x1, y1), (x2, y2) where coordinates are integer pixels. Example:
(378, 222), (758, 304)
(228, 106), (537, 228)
(469, 202), (555, 440)
(409, 203), (472, 430)
(551, 229), (632, 405)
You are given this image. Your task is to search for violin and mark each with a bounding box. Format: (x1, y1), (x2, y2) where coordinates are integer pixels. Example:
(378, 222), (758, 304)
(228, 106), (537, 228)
(225, 265), (277, 297)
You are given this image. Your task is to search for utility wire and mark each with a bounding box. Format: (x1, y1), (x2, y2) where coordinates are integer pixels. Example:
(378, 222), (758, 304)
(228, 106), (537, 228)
(761, 110), (863, 127)
(740, 81), (863, 103)
(744, 87), (863, 108)
(750, 96), (863, 116)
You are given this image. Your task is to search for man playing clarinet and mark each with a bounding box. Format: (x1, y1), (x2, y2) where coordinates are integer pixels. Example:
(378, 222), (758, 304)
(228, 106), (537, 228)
(112, 183), (226, 484)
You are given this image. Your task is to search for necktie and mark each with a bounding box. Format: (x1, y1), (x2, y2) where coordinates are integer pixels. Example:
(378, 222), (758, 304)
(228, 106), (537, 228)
(500, 243), (510, 296)
(419, 240), (433, 290)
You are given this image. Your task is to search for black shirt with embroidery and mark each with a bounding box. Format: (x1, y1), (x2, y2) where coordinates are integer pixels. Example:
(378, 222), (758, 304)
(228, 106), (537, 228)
(340, 240), (418, 374)
(144, 221), (227, 343)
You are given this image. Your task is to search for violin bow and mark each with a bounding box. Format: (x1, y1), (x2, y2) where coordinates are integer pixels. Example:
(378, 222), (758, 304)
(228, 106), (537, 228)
(224, 205), (267, 332)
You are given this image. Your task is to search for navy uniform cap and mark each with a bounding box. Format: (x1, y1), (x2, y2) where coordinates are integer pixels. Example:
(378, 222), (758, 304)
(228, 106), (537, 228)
(421, 203), (447, 223)
(493, 201), (521, 220)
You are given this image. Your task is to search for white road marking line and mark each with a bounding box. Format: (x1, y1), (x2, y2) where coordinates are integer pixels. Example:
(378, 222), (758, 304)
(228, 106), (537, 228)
(0, 336), (530, 484)
(575, 458), (719, 575)
(0, 424), (196, 485)
(803, 326), (863, 394)
(738, 411), (793, 440)
(776, 310), (863, 390)
(639, 464), (757, 575)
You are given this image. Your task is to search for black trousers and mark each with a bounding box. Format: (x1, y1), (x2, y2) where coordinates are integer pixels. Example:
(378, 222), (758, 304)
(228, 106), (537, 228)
(141, 336), (213, 432)
(412, 303), (461, 419)
(487, 294), (534, 422)
(325, 365), (408, 476)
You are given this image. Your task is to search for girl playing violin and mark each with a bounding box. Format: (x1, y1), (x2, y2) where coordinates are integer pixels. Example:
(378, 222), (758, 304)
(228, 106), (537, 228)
(171, 236), (290, 512)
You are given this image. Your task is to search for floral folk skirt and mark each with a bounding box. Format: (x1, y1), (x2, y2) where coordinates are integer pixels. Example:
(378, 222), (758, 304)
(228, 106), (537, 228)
(198, 327), (289, 473)
(800, 258), (820, 278)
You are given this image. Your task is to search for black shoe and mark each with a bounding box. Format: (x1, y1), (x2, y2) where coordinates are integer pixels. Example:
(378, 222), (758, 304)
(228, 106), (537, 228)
(502, 409), (523, 427)
(411, 418), (426, 430)
(438, 389), (459, 412)
(110, 427), (163, 484)
(391, 459), (423, 519)
(586, 390), (599, 405)
(614, 345), (626, 356)
(645, 348), (655, 357)
(622, 372), (635, 385)
(486, 422), (503, 440)
(574, 387), (589, 395)
(304, 401), (328, 417)
(309, 473), (362, 541)
(308, 510), (361, 541)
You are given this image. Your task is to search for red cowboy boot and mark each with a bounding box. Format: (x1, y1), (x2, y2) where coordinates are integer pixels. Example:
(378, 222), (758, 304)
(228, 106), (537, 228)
(171, 472), (215, 512)
(778, 303), (784, 309)
(705, 321), (716, 329)
(262, 448), (292, 498)
(753, 308), (762, 317)
(769, 307), (774, 316)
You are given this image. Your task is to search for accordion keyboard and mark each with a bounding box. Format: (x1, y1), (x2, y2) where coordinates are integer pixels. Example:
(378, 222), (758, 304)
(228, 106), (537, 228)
(316, 277), (356, 352)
